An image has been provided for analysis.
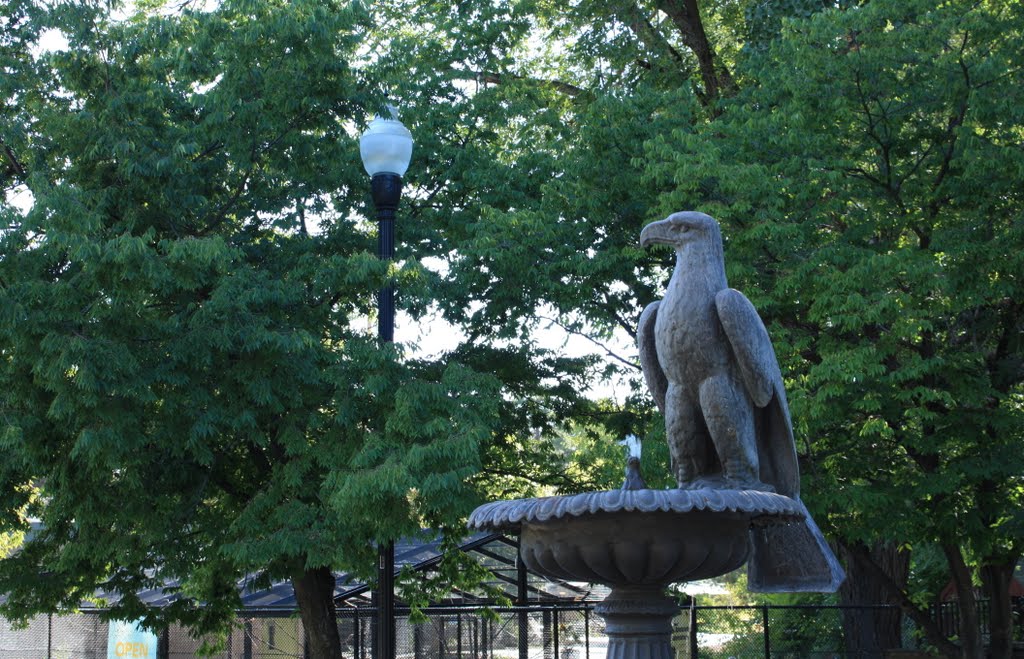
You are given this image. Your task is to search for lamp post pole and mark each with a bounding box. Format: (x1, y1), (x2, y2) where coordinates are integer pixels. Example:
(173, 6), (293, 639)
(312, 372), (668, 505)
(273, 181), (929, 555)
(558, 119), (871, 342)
(372, 172), (400, 342)
(372, 171), (399, 659)
(360, 111), (413, 659)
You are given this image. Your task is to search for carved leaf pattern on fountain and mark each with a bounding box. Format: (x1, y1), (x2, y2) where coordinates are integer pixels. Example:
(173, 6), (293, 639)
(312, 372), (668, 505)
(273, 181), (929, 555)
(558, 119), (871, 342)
(468, 488), (804, 532)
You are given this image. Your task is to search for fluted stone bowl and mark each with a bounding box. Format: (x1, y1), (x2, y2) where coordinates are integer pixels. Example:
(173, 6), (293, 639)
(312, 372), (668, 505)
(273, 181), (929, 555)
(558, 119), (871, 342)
(469, 488), (803, 588)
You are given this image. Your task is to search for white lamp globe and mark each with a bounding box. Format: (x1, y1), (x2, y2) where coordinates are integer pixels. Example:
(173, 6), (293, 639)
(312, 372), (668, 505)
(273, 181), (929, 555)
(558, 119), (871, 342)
(359, 115), (413, 177)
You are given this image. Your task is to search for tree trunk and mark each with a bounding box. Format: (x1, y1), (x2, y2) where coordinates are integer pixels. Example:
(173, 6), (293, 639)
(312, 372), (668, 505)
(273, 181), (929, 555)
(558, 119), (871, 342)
(839, 541), (910, 658)
(981, 560), (1017, 659)
(941, 543), (984, 659)
(843, 541), (961, 658)
(293, 565), (342, 659)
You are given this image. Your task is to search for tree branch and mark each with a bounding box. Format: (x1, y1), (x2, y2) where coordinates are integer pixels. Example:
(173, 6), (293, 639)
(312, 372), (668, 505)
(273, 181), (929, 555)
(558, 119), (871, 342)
(925, 37), (972, 220)
(2, 142), (27, 180)
(617, 3), (685, 67)
(941, 542), (985, 659)
(536, 314), (641, 372)
(477, 466), (574, 490)
(452, 69), (588, 98)
(652, 0), (735, 101)
(609, 307), (639, 341)
(197, 165), (253, 236)
(985, 299), (1023, 392)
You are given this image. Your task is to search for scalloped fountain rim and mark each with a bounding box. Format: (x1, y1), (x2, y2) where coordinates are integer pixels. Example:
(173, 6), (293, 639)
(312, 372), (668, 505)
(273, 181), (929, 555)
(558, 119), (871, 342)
(468, 488), (805, 532)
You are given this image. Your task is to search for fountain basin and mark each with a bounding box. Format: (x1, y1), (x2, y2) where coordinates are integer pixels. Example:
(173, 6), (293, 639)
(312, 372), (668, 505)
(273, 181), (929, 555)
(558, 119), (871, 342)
(469, 488), (803, 586)
(470, 489), (804, 659)
(521, 508), (752, 585)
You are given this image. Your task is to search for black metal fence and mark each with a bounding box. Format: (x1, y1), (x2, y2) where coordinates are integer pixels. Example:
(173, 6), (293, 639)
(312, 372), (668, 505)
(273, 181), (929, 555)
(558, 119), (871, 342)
(1, 600), (1019, 658)
(687, 604), (909, 658)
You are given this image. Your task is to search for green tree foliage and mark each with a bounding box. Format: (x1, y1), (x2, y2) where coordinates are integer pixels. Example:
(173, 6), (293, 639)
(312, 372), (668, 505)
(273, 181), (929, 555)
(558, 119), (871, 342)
(0, 2), (501, 656)
(642, 1), (1024, 654)
(355, 0), (657, 493)
(3, 1), (1022, 658)
(371, 0), (1023, 656)
(355, 0), (736, 469)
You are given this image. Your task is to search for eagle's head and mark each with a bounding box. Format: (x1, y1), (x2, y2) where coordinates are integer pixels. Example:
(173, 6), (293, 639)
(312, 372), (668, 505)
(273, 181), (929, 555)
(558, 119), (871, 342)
(639, 211), (721, 249)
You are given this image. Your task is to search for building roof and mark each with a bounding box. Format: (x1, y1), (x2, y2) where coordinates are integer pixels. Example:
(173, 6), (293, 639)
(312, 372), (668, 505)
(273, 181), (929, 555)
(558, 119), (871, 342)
(76, 532), (607, 611)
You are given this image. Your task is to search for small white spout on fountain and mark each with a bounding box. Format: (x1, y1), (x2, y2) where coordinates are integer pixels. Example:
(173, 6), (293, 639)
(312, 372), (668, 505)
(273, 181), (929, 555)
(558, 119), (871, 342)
(619, 434), (642, 459)
(619, 434), (647, 491)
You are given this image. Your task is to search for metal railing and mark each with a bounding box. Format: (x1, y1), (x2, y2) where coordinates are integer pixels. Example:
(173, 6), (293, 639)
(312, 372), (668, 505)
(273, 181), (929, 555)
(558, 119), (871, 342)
(1, 599), (1019, 658)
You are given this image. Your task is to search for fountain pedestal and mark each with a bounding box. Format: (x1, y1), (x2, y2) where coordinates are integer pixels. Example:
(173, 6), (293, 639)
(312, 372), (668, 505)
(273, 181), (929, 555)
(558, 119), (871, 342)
(469, 489), (804, 659)
(595, 587), (679, 659)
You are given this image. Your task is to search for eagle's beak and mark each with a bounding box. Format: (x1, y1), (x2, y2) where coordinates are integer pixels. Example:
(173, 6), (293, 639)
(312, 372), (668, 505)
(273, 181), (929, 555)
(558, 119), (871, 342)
(640, 219), (675, 248)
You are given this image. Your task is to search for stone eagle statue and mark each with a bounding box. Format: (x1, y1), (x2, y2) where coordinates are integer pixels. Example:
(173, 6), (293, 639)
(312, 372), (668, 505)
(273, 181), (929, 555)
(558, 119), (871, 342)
(638, 211), (844, 592)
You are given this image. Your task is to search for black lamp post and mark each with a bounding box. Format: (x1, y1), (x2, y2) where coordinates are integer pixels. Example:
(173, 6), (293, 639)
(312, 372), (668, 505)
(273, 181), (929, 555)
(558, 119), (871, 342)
(359, 109), (413, 659)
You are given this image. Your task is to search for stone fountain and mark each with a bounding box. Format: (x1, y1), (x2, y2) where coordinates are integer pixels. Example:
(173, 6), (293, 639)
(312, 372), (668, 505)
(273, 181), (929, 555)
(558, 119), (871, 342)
(469, 212), (844, 659)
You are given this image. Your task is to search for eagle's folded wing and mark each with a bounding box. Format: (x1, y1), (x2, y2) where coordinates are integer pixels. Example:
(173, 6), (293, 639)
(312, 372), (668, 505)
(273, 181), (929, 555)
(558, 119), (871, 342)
(714, 288), (777, 408)
(637, 301), (667, 414)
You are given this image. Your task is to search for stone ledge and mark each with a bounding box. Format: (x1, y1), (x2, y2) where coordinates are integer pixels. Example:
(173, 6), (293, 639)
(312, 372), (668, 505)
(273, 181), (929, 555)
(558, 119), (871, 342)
(468, 488), (804, 532)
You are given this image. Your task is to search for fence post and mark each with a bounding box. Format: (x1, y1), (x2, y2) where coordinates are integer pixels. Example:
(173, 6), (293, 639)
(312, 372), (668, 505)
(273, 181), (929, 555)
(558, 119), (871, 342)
(517, 555), (529, 659)
(353, 609), (361, 659)
(762, 605), (771, 658)
(543, 609), (553, 659)
(553, 608), (559, 659)
(47, 613), (52, 659)
(243, 619), (253, 659)
(688, 602), (697, 659)
(584, 607), (590, 659)
(457, 613), (463, 657)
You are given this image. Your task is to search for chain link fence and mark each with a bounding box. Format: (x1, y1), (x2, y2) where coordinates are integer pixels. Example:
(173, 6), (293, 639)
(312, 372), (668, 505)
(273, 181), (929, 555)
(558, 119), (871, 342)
(0, 613), (108, 658)
(685, 604), (912, 658)
(1, 600), (1019, 658)
(387, 606), (596, 659)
